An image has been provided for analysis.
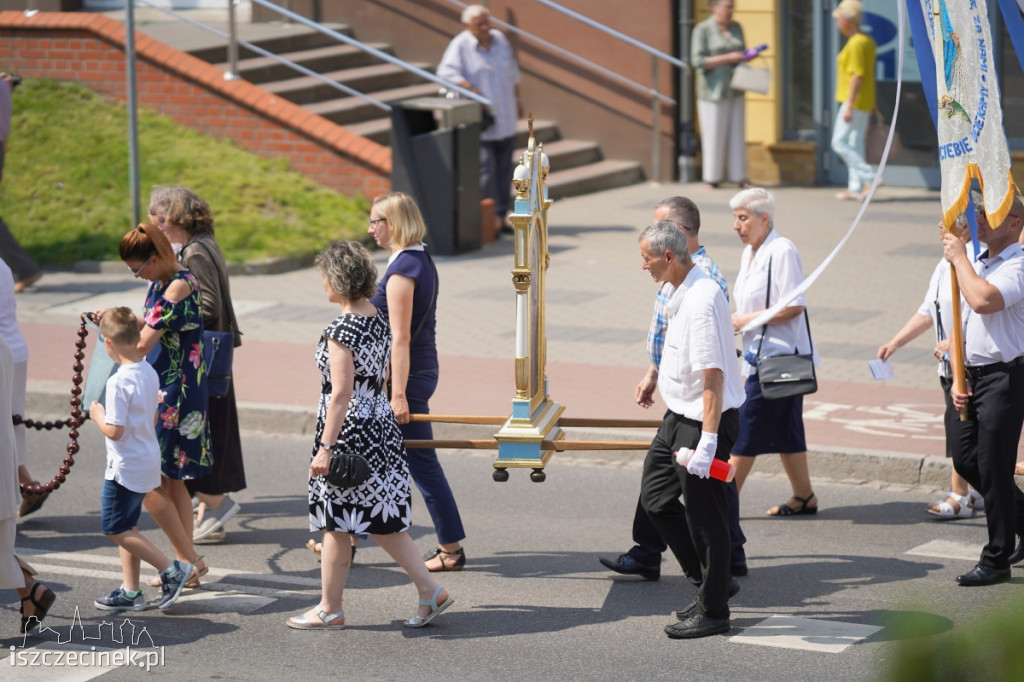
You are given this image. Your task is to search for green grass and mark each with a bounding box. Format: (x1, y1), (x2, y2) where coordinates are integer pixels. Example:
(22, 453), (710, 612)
(0, 79), (371, 266)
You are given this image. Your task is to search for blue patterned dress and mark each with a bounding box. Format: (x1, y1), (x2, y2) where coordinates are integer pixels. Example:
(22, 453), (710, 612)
(309, 312), (411, 535)
(144, 269), (212, 480)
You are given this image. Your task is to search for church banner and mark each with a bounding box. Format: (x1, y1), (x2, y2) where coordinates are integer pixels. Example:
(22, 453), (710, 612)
(923, 0), (1016, 228)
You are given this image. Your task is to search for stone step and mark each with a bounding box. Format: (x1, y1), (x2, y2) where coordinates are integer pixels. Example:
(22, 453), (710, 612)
(514, 139), (602, 171)
(546, 159), (645, 199)
(342, 117), (393, 145)
(262, 62), (433, 105)
(220, 43), (394, 84)
(515, 118), (560, 147)
(188, 25), (352, 64)
(307, 83), (442, 127)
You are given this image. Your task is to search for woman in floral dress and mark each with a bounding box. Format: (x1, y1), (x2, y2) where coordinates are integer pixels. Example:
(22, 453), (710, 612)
(105, 224), (211, 586)
(287, 240), (452, 630)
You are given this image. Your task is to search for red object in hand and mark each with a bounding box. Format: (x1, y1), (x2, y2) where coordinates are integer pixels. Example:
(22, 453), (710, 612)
(675, 448), (736, 482)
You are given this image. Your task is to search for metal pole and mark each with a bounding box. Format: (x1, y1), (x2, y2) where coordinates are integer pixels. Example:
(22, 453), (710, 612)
(678, 0), (696, 182)
(226, 0), (239, 80)
(652, 56), (661, 183)
(125, 0), (141, 226)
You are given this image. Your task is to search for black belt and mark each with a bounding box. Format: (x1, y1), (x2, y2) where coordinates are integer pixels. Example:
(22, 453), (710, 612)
(965, 355), (1024, 378)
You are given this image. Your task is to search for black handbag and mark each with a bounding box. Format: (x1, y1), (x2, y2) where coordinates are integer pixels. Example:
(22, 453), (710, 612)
(325, 450), (371, 489)
(754, 256), (818, 400)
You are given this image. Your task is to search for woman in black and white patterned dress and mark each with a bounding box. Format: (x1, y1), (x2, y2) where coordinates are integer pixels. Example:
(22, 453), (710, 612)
(287, 240), (453, 631)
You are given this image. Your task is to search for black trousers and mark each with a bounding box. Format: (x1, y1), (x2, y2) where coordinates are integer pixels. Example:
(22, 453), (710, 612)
(0, 216), (40, 283)
(480, 135), (516, 217)
(946, 362), (1024, 568)
(641, 408), (740, 619)
(627, 484), (746, 566)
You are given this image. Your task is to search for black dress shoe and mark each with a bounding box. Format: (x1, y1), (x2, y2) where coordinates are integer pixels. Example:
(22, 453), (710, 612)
(674, 578), (740, 619)
(956, 563), (1011, 586)
(1008, 536), (1024, 565)
(731, 561), (748, 577)
(598, 554), (660, 580)
(664, 612), (730, 639)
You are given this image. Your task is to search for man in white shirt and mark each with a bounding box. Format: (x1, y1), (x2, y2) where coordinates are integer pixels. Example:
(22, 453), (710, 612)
(941, 194), (1024, 586)
(600, 197), (746, 582)
(637, 220), (745, 638)
(436, 5), (522, 232)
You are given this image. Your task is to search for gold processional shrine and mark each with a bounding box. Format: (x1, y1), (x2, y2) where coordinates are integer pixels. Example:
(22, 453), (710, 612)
(405, 117), (659, 481)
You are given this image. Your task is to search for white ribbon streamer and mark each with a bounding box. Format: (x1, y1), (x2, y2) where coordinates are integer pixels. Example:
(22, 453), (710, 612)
(741, 0), (906, 333)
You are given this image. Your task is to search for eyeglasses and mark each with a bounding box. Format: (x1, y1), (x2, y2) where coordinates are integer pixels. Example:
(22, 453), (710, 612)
(368, 218), (387, 227)
(128, 255), (152, 277)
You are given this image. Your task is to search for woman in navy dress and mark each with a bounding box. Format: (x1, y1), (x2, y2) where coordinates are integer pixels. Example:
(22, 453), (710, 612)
(368, 191), (467, 572)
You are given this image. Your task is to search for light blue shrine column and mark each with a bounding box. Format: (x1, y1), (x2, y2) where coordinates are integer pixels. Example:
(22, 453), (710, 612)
(493, 118), (564, 482)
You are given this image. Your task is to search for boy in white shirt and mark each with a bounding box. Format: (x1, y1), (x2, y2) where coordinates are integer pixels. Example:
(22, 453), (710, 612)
(89, 307), (191, 611)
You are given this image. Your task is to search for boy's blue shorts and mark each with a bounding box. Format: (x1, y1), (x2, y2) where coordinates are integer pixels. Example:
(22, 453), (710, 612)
(100, 479), (147, 536)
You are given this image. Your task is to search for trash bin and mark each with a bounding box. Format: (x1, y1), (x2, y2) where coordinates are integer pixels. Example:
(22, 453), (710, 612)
(390, 97), (481, 256)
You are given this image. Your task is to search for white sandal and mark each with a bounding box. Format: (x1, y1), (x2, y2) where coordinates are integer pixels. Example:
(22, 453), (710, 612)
(967, 487), (985, 513)
(926, 492), (973, 519)
(403, 586), (453, 628)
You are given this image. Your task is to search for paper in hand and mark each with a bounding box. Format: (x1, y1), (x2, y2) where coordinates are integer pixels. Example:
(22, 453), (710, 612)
(868, 358), (894, 380)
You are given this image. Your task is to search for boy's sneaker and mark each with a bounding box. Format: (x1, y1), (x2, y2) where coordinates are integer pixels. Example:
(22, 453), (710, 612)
(158, 560), (192, 610)
(95, 586), (147, 612)
(194, 529), (227, 545)
(193, 495), (240, 542)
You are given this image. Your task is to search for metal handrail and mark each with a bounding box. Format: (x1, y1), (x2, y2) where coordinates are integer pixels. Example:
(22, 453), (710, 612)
(442, 0), (673, 105)
(531, 0), (689, 71)
(480, 0), (684, 181)
(248, 0), (492, 110)
(134, 0), (391, 111)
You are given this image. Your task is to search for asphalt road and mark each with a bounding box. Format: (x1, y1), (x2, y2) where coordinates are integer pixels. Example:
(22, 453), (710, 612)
(3, 426), (1022, 681)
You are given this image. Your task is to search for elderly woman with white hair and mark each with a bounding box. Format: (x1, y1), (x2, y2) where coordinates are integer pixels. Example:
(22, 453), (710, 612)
(728, 187), (820, 516)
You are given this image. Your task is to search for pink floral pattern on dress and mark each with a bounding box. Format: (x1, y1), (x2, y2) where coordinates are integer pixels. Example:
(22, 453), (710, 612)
(144, 269), (212, 480)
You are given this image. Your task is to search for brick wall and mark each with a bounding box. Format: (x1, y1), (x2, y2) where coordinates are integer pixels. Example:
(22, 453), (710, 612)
(0, 11), (391, 198)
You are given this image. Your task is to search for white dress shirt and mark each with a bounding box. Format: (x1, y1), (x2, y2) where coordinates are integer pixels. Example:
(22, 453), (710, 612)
(963, 242), (1024, 365)
(436, 28), (520, 141)
(733, 230), (819, 377)
(658, 266), (745, 420)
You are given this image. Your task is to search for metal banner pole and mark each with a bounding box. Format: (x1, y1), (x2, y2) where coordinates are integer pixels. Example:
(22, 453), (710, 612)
(125, 0), (141, 226)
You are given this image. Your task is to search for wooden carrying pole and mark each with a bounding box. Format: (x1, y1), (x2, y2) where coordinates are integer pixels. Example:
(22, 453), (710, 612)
(405, 414), (659, 451)
(946, 257), (969, 420)
(930, 0), (968, 419)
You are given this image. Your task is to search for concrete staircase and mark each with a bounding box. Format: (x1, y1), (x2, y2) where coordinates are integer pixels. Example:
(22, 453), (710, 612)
(188, 26), (644, 199)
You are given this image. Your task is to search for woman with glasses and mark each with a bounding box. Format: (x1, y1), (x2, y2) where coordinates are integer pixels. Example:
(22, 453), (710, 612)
(98, 224), (211, 588)
(368, 192), (467, 572)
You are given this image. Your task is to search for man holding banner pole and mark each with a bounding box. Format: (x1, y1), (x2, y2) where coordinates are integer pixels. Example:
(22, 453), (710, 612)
(941, 195), (1024, 586)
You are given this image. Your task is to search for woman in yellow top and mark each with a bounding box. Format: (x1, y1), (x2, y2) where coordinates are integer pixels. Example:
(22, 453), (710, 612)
(831, 0), (880, 201)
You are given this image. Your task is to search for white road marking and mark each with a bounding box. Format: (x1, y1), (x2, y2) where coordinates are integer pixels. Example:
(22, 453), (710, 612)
(730, 615), (882, 653)
(906, 539), (981, 561)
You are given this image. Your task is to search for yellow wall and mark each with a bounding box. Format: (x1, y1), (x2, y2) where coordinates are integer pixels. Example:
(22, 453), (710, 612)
(694, 0), (780, 145)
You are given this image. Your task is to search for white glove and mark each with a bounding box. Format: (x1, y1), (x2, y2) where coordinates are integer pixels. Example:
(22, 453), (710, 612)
(686, 432), (718, 479)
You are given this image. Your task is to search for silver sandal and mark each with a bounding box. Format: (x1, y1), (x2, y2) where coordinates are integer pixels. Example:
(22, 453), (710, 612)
(287, 607), (345, 630)
(403, 586), (453, 628)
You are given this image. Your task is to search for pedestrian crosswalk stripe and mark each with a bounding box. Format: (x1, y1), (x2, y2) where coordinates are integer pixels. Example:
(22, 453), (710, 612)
(905, 540), (981, 561)
(18, 549), (320, 609)
(730, 616), (882, 653)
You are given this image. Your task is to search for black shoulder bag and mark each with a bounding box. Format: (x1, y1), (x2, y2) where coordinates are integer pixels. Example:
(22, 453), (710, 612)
(755, 256), (818, 400)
